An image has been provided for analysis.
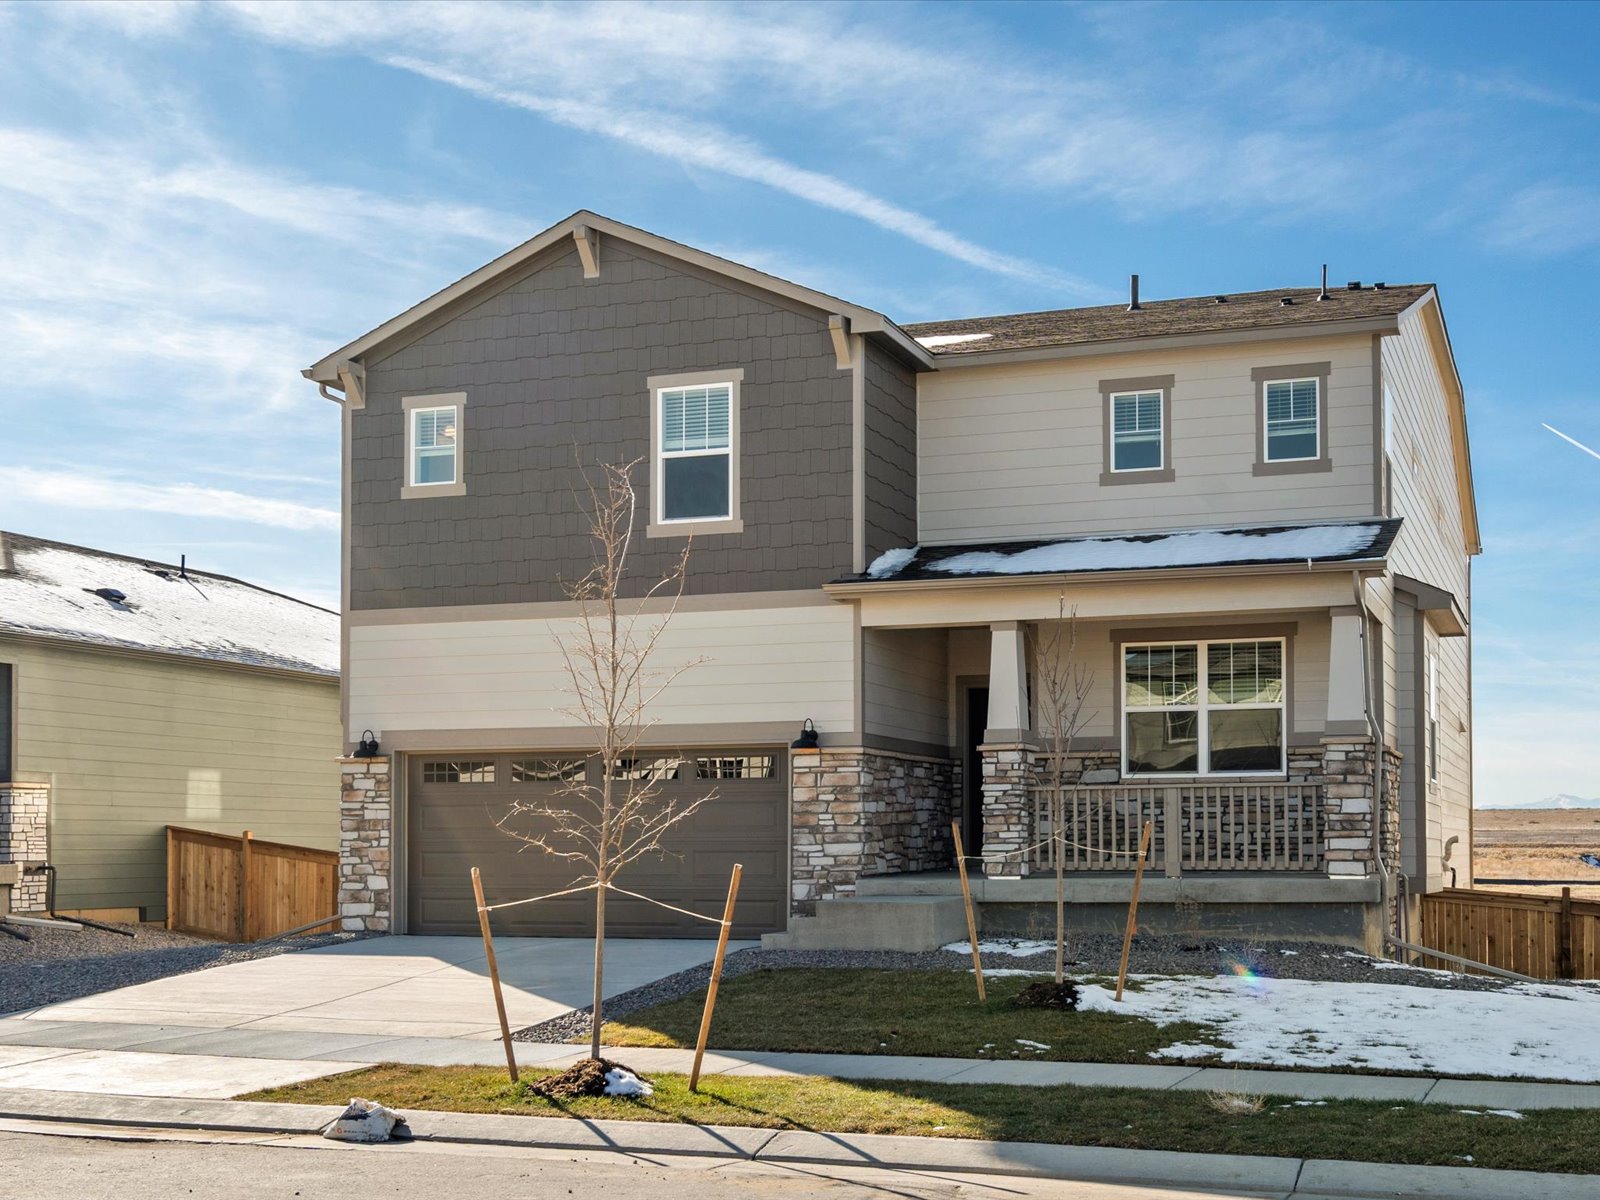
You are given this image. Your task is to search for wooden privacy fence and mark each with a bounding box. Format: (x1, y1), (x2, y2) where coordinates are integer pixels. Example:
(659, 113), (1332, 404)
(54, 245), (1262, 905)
(1421, 887), (1600, 980)
(165, 826), (338, 942)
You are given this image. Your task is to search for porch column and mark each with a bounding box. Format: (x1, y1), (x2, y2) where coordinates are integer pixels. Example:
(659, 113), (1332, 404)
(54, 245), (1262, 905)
(980, 622), (1036, 878)
(1326, 608), (1369, 734)
(339, 756), (392, 932)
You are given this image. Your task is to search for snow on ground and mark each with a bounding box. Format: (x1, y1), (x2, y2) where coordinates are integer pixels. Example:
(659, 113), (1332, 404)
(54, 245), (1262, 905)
(943, 939), (1058, 957)
(1076, 974), (1600, 1081)
(603, 1067), (653, 1097)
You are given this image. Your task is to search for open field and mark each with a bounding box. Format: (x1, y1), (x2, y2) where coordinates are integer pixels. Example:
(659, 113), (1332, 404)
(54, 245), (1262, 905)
(1474, 809), (1600, 900)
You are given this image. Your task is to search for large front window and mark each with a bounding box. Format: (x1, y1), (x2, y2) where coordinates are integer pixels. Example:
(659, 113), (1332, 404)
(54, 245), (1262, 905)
(1123, 639), (1285, 775)
(658, 383), (733, 522)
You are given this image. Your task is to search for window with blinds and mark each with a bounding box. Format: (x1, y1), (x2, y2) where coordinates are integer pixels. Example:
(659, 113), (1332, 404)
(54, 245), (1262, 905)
(410, 405), (459, 485)
(658, 383), (732, 521)
(1111, 390), (1163, 471)
(1264, 378), (1319, 462)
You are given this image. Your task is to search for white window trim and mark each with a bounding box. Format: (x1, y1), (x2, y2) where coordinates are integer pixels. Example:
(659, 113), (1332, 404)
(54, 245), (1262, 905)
(1263, 376), (1322, 464)
(1122, 637), (1288, 778)
(646, 369), (744, 538)
(401, 392), (467, 499)
(1109, 389), (1165, 473)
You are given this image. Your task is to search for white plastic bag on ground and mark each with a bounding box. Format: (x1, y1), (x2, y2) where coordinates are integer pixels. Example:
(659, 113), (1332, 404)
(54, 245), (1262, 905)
(603, 1067), (654, 1097)
(323, 1097), (409, 1142)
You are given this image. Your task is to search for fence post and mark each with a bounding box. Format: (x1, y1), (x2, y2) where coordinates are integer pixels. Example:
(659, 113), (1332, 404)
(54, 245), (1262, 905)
(1163, 787), (1182, 879)
(240, 830), (255, 943)
(165, 826), (176, 931)
(1560, 887), (1575, 980)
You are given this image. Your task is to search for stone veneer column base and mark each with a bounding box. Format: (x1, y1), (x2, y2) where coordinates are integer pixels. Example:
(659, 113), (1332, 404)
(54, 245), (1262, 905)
(339, 756), (392, 932)
(0, 781), (50, 913)
(979, 743), (1037, 879)
(790, 747), (956, 916)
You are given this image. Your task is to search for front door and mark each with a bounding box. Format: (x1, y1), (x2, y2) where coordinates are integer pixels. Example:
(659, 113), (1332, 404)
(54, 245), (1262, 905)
(963, 686), (989, 862)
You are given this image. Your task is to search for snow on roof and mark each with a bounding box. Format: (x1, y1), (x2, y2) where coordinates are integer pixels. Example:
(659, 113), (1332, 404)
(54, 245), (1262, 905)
(854, 520), (1401, 584)
(913, 332), (993, 349)
(0, 532), (338, 676)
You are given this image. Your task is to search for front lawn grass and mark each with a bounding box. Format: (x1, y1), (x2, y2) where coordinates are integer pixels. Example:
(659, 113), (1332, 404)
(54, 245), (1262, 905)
(599, 968), (1216, 1063)
(245, 1064), (1600, 1175)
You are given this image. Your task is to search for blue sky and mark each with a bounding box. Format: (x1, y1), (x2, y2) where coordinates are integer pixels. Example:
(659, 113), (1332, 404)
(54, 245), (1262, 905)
(3, 1), (1596, 806)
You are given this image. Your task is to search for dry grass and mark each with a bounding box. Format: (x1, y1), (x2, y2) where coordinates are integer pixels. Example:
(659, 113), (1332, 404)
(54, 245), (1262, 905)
(1474, 809), (1600, 900)
(1206, 1090), (1265, 1116)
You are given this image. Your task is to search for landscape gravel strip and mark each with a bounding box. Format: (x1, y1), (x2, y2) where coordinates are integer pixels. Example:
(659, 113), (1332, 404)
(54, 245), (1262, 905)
(0, 923), (369, 1015)
(512, 934), (1551, 1044)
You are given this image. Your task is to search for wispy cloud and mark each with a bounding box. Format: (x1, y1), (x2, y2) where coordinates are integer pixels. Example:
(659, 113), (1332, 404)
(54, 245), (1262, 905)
(0, 468), (339, 532)
(1542, 423), (1600, 462)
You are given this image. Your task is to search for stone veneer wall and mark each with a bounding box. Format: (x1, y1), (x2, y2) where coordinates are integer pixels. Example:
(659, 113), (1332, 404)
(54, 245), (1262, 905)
(791, 747), (956, 914)
(0, 781), (49, 912)
(339, 756), (391, 932)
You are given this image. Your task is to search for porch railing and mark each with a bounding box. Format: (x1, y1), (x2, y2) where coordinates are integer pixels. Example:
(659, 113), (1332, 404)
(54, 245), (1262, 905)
(1030, 783), (1324, 875)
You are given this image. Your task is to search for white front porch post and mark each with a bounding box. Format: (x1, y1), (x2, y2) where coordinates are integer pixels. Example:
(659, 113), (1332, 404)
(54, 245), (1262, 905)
(1323, 607), (1377, 881)
(980, 622), (1035, 878)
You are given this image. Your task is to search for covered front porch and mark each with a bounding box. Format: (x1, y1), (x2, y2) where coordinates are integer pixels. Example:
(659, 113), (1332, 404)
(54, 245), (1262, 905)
(819, 521), (1405, 946)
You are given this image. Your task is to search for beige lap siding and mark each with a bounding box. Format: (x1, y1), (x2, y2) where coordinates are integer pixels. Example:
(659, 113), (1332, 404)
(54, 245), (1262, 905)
(348, 603), (857, 737)
(917, 333), (1378, 545)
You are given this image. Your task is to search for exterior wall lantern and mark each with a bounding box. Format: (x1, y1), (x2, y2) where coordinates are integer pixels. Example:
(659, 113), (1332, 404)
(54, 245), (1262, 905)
(354, 729), (381, 758)
(790, 718), (819, 750)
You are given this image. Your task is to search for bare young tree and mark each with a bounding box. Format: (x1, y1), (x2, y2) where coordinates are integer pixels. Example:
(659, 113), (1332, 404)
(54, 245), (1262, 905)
(1031, 599), (1096, 984)
(495, 459), (716, 1060)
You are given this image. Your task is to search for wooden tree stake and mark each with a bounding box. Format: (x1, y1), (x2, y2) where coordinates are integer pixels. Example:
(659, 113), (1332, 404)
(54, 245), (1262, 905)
(472, 866), (519, 1083)
(690, 863), (743, 1092)
(952, 820), (985, 1002)
(1115, 821), (1154, 1002)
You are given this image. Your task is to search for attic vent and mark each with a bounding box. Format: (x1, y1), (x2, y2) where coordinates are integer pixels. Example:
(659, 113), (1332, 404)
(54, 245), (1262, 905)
(1279, 297), (1294, 306)
(144, 567), (174, 580)
(1346, 281), (1362, 290)
(1214, 295), (1228, 304)
(88, 587), (127, 604)
(1373, 281), (1387, 289)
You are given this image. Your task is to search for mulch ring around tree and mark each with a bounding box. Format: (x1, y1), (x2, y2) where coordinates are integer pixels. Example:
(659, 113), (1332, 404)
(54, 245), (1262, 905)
(529, 1057), (646, 1099)
(1010, 979), (1082, 1010)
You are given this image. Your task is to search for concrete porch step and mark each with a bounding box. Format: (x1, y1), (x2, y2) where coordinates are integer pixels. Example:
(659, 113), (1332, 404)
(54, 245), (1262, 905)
(856, 872), (963, 898)
(763, 895), (969, 952)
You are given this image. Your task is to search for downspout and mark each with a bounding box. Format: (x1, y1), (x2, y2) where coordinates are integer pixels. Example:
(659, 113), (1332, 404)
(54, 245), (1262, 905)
(318, 382), (345, 405)
(1350, 569), (1395, 939)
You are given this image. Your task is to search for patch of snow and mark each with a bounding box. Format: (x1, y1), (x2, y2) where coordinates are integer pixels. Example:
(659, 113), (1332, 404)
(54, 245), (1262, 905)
(1279, 950), (1299, 956)
(972, 968), (1049, 978)
(603, 1067), (654, 1097)
(944, 938), (1058, 957)
(915, 333), (993, 349)
(0, 539), (337, 675)
(925, 523), (1384, 578)
(1150, 1041), (1226, 1059)
(865, 546), (917, 579)
(1077, 974), (1600, 1081)
(1015, 1039), (1052, 1050)
(1486, 1109), (1526, 1119)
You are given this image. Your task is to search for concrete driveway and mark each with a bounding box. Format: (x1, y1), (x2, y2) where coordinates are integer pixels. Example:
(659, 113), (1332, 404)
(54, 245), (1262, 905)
(11, 936), (748, 1041)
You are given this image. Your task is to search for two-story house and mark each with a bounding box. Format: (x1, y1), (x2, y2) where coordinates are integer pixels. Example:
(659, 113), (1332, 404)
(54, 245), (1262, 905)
(308, 212), (1476, 953)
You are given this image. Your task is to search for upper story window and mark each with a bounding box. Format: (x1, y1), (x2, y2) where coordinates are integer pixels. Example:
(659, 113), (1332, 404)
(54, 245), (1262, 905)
(1123, 638), (1286, 776)
(1112, 391), (1163, 470)
(1251, 363), (1331, 476)
(648, 369), (744, 536)
(1264, 378), (1320, 462)
(1099, 374), (1174, 486)
(402, 392), (467, 499)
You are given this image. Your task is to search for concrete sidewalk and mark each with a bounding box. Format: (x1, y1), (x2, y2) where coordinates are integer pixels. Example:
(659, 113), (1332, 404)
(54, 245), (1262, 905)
(2, 1016), (1597, 1109)
(0, 1087), (1594, 1200)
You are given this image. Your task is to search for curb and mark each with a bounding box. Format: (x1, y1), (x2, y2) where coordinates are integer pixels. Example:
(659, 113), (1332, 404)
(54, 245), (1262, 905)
(0, 1088), (1594, 1198)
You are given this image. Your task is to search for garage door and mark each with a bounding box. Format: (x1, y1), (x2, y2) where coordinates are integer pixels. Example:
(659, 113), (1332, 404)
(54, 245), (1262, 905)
(406, 749), (786, 938)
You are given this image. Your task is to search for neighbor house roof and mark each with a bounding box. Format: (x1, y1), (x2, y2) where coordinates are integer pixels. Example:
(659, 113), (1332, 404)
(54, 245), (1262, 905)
(904, 284), (1434, 357)
(0, 532), (338, 677)
(837, 519), (1402, 587)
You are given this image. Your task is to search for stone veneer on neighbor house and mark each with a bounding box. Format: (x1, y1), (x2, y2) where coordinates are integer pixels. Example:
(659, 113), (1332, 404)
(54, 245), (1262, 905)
(339, 756), (392, 932)
(790, 747), (957, 914)
(0, 781), (49, 913)
(978, 737), (1401, 881)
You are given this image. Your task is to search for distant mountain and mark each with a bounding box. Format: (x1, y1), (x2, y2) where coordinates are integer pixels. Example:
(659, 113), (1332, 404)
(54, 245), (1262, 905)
(1478, 794), (1600, 810)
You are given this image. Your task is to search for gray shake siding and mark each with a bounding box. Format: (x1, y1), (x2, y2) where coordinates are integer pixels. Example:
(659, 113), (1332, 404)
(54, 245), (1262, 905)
(862, 343), (919, 563)
(351, 241), (855, 609)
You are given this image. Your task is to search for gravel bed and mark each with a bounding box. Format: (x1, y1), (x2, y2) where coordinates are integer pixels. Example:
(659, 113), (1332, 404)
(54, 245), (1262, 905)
(514, 934), (1550, 1044)
(0, 920), (371, 1014)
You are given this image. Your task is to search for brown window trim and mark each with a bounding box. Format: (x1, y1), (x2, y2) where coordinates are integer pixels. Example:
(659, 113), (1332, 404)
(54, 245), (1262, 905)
(1252, 362), (1332, 476)
(1099, 374), (1175, 486)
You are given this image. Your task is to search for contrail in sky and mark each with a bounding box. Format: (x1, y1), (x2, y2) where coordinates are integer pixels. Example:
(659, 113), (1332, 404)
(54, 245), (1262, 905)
(1542, 423), (1600, 462)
